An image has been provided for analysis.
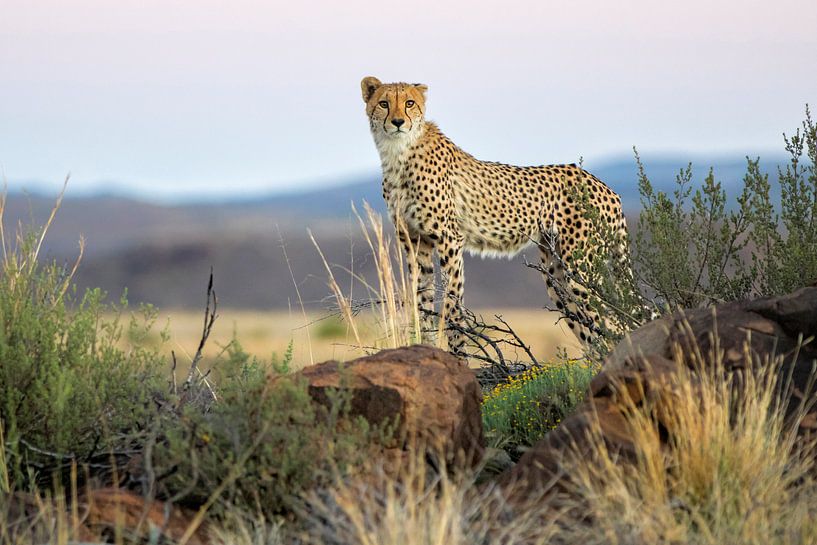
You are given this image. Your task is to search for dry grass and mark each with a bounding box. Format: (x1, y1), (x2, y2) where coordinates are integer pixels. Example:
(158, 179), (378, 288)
(302, 332), (817, 545)
(310, 202), (435, 351)
(300, 446), (560, 545)
(556, 333), (817, 545)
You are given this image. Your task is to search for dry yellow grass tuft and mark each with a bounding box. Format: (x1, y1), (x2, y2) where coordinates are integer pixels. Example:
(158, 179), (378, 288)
(300, 444), (560, 545)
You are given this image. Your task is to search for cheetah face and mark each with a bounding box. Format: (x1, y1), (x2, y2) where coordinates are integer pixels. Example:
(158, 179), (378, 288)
(360, 76), (427, 140)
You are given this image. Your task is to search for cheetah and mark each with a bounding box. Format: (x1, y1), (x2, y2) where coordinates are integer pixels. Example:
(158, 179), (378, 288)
(360, 76), (630, 350)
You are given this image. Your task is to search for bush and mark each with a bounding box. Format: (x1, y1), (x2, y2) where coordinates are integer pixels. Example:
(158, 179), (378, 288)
(0, 197), (166, 490)
(151, 339), (388, 518)
(634, 159), (752, 309)
(549, 105), (816, 353)
(636, 105), (816, 309)
(481, 360), (597, 454)
(314, 315), (346, 340)
(0, 194), (391, 534)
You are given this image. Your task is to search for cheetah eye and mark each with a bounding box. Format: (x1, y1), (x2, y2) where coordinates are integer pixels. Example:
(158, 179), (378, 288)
(378, 101), (389, 109)
(406, 100), (415, 108)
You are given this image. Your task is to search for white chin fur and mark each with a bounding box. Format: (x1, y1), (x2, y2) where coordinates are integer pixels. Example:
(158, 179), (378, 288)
(373, 125), (423, 170)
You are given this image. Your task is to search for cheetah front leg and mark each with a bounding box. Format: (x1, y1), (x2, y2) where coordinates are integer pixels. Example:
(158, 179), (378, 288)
(438, 232), (466, 352)
(399, 231), (436, 342)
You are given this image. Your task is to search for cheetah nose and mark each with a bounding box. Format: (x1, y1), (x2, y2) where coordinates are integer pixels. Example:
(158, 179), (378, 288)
(391, 118), (405, 128)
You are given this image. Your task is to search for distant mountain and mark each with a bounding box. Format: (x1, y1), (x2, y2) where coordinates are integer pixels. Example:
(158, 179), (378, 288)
(4, 153), (788, 310)
(2, 184), (384, 259)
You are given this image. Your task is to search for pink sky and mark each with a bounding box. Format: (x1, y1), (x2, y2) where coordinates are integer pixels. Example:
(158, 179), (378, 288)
(1, 0), (815, 199)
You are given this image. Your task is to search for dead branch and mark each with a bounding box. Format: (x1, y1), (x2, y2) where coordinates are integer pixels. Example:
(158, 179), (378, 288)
(442, 307), (550, 388)
(170, 269), (220, 411)
(184, 268), (218, 389)
(170, 350), (178, 395)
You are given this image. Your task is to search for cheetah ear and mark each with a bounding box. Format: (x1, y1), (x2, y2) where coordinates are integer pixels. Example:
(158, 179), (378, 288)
(413, 83), (428, 97)
(361, 76), (382, 102)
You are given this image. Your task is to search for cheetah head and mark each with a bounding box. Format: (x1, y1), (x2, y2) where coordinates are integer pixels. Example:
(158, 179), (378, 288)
(360, 76), (427, 140)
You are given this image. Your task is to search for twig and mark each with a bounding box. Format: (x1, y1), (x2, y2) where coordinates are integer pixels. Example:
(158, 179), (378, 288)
(142, 427), (158, 498)
(195, 367), (218, 403)
(20, 438), (76, 460)
(170, 351), (178, 396)
(442, 307), (551, 382)
(493, 314), (540, 366)
(184, 268), (217, 389)
(284, 227), (315, 366)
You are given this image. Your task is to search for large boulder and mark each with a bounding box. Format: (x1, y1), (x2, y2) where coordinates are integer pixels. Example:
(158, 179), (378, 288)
(499, 286), (817, 503)
(607, 285), (817, 428)
(298, 345), (485, 467)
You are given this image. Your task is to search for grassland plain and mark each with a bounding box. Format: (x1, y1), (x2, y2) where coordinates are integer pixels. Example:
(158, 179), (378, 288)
(142, 307), (582, 372)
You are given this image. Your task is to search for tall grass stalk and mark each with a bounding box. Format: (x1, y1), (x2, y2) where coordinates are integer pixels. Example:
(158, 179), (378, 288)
(279, 225), (315, 366)
(0, 179), (84, 307)
(311, 202), (441, 352)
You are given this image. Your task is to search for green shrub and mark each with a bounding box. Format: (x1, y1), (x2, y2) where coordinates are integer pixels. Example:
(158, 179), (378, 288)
(314, 316), (346, 340)
(744, 111), (817, 295)
(634, 159), (753, 309)
(549, 105), (816, 354)
(481, 360), (597, 454)
(0, 195), (388, 528)
(635, 105), (816, 309)
(151, 341), (388, 518)
(0, 208), (166, 489)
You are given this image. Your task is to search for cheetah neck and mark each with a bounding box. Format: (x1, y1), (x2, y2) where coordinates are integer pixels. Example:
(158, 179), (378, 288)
(372, 122), (427, 175)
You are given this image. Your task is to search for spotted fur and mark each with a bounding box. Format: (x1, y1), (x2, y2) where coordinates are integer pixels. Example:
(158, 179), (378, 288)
(360, 76), (629, 349)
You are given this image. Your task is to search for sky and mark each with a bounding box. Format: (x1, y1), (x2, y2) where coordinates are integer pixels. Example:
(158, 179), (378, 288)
(1, 0), (815, 201)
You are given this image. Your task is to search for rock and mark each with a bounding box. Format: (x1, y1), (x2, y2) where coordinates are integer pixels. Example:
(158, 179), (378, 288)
(499, 286), (817, 504)
(610, 285), (817, 426)
(479, 447), (516, 480)
(298, 345), (485, 468)
(83, 488), (209, 545)
(5, 488), (208, 544)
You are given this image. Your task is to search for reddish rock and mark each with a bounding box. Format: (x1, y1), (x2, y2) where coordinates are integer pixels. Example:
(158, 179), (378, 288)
(83, 488), (209, 545)
(298, 345), (485, 467)
(5, 488), (208, 544)
(609, 285), (817, 427)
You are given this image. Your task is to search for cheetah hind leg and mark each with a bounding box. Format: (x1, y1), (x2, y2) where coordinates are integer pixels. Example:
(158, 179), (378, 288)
(538, 240), (601, 349)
